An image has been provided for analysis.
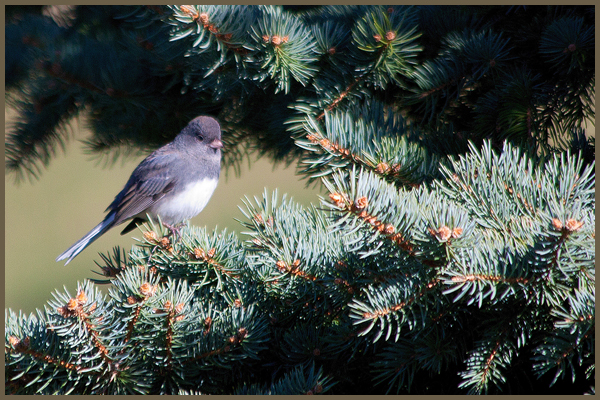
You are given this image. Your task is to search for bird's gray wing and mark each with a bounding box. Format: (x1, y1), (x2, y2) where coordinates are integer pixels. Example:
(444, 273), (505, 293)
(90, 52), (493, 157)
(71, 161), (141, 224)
(106, 149), (178, 226)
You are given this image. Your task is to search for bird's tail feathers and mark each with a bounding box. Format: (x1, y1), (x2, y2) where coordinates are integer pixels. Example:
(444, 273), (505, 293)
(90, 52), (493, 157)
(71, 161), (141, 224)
(56, 214), (116, 265)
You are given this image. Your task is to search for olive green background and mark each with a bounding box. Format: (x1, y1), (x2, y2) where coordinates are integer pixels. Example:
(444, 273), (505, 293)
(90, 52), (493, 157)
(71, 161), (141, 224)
(5, 109), (324, 314)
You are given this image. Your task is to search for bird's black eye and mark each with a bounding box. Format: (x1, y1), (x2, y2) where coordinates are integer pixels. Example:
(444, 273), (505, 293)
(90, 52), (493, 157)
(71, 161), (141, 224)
(197, 135), (204, 142)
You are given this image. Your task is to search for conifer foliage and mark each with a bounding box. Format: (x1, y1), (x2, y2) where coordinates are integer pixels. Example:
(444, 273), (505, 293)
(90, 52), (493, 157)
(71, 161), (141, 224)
(5, 5), (594, 394)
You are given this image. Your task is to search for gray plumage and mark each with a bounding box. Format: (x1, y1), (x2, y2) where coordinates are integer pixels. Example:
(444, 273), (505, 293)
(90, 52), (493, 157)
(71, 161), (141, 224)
(56, 116), (223, 265)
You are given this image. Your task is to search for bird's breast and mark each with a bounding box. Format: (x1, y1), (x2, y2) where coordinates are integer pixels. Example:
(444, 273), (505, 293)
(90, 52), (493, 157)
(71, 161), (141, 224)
(150, 178), (218, 224)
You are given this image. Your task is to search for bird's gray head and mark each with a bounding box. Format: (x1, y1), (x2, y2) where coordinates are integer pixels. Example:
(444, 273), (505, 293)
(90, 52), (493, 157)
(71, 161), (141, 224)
(175, 116), (223, 157)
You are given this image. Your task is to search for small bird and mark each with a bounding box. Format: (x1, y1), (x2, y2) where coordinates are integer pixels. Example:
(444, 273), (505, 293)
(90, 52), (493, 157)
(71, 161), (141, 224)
(56, 116), (223, 265)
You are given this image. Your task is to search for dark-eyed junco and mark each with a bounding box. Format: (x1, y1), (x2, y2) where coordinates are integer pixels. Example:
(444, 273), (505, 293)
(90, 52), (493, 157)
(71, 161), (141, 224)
(56, 116), (223, 265)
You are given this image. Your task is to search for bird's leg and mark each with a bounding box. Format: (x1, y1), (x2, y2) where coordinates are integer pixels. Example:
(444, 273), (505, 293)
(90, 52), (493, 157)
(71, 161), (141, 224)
(163, 222), (186, 240)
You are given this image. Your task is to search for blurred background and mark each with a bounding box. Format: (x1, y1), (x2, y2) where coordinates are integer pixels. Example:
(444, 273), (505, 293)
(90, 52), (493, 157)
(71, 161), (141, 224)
(5, 108), (324, 314)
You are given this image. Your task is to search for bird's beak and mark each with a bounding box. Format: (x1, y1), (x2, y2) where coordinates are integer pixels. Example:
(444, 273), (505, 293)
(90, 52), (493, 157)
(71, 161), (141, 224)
(209, 139), (224, 150)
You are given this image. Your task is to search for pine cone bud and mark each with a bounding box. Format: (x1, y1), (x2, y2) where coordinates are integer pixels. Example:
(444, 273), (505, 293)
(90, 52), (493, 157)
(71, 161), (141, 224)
(76, 291), (87, 305)
(431, 225), (452, 241)
(552, 218), (563, 230)
(385, 31), (396, 41)
(144, 231), (158, 243)
(199, 13), (209, 25)
(159, 237), (170, 249)
(376, 162), (389, 174)
(565, 218), (583, 232)
(354, 196), (369, 210)
(8, 336), (20, 347)
(67, 298), (79, 311)
(139, 282), (156, 297)
(276, 260), (287, 272)
(451, 227), (463, 238)
(329, 193), (346, 208)
(194, 248), (206, 260)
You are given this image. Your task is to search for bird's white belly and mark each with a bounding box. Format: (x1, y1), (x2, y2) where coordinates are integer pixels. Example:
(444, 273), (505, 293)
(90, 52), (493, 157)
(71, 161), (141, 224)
(150, 178), (218, 224)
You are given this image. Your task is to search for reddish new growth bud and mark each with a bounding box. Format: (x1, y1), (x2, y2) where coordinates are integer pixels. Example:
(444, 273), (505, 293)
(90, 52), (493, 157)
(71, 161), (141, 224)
(254, 213), (264, 225)
(306, 133), (318, 142)
(319, 138), (332, 149)
(565, 218), (584, 232)
(439, 226), (452, 241)
(203, 317), (212, 335)
(159, 237), (171, 249)
(385, 31), (396, 41)
(384, 224), (395, 235)
(194, 248), (206, 260)
(8, 336), (20, 347)
(376, 162), (390, 174)
(313, 348), (321, 356)
(271, 35), (282, 46)
(139, 282), (157, 297)
(238, 327), (248, 339)
(328, 47), (336, 55)
(329, 193), (346, 208)
(76, 291), (87, 305)
(354, 196), (369, 210)
(315, 384), (323, 394)
(164, 300), (173, 311)
(282, 35), (289, 43)
(262, 35), (270, 43)
(199, 12), (209, 25)
(373, 34), (382, 42)
(276, 260), (287, 273)
(451, 227), (463, 238)
(291, 259), (300, 270)
(430, 225), (452, 241)
(489, 59), (496, 67)
(552, 218), (563, 230)
(127, 296), (137, 305)
(233, 298), (243, 308)
(208, 248), (216, 258)
(568, 43), (576, 52)
(67, 298), (79, 311)
(58, 297), (83, 318)
(144, 231), (159, 243)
